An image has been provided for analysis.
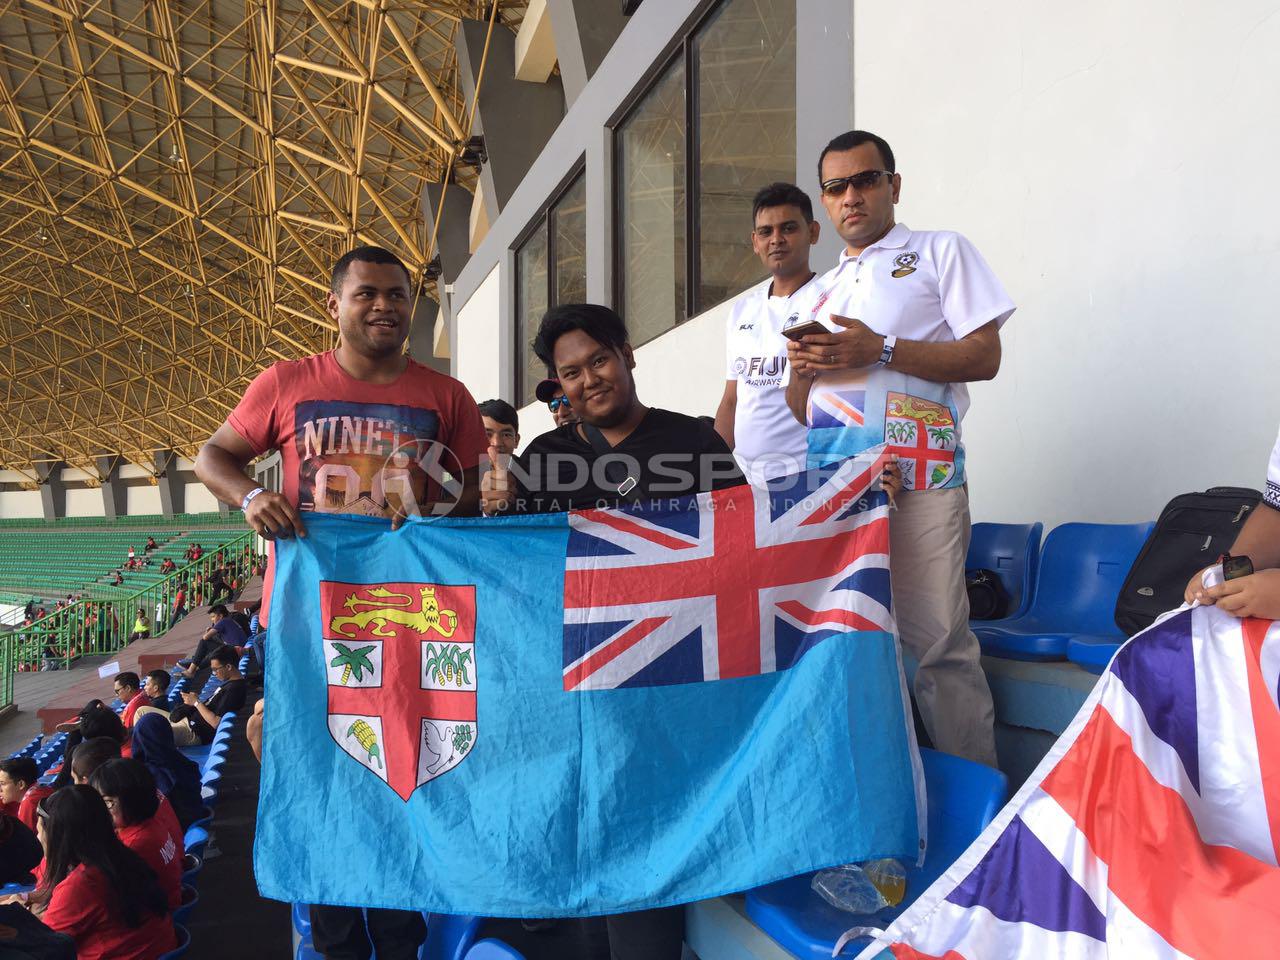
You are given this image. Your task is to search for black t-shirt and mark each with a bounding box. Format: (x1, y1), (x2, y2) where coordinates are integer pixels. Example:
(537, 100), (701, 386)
(511, 408), (744, 514)
(186, 678), (247, 744)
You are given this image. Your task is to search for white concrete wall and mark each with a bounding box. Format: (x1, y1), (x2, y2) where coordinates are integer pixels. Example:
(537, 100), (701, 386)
(851, 0), (1280, 527)
(64, 488), (101, 517)
(184, 482), (220, 514)
(0, 489), (43, 519)
(454, 267), (503, 404)
(127, 485), (162, 516)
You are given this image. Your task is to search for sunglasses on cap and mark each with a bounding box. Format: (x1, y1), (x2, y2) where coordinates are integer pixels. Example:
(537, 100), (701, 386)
(820, 170), (893, 197)
(548, 397), (571, 412)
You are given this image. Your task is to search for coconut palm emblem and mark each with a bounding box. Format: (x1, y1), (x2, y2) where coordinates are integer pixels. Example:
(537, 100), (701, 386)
(330, 642), (376, 685)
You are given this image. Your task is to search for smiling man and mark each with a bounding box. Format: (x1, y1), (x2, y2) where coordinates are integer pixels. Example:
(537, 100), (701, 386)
(783, 130), (1015, 768)
(714, 182), (820, 484)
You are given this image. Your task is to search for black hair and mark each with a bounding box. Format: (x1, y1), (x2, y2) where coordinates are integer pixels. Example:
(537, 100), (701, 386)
(51, 736), (81, 791)
(115, 672), (140, 692)
(210, 604), (229, 617)
(477, 399), (519, 433)
(0, 756), (38, 787)
(38, 785), (169, 927)
(532, 304), (629, 369)
(145, 669), (171, 693)
(79, 706), (126, 745)
(89, 758), (160, 826)
(331, 245), (412, 294)
(751, 182), (814, 224)
(209, 645), (239, 669)
(817, 130), (897, 181)
(71, 737), (122, 781)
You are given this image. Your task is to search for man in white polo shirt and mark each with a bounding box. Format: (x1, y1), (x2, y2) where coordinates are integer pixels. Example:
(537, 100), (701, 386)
(785, 130), (1015, 767)
(714, 182), (819, 484)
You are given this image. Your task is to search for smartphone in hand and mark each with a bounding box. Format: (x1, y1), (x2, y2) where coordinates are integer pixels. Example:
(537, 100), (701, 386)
(782, 319), (826, 341)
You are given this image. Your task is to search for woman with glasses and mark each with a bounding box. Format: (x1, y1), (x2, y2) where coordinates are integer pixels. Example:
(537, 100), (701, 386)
(32, 785), (175, 959)
(89, 758), (185, 910)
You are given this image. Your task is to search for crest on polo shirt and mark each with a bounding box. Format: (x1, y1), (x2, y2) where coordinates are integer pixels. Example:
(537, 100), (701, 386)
(891, 252), (919, 278)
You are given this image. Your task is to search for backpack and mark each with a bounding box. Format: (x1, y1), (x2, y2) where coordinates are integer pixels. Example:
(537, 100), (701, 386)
(1114, 486), (1262, 636)
(965, 569), (1010, 620)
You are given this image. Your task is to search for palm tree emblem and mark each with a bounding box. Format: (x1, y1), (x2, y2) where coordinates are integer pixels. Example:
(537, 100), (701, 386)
(330, 642), (377, 685)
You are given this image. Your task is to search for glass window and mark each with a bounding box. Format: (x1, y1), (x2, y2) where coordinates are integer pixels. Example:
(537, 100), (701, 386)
(694, 0), (796, 310)
(514, 170), (587, 407)
(616, 56), (687, 348)
(615, 0), (796, 341)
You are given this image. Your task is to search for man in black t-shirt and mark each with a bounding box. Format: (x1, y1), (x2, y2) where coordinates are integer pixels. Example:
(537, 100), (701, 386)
(481, 302), (740, 960)
(482, 303), (743, 518)
(167, 645), (246, 746)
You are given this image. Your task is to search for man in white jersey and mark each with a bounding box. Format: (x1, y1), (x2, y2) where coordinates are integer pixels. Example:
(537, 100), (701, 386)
(1185, 424), (1280, 619)
(714, 182), (819, 484)
(785, 130), (1015, 767)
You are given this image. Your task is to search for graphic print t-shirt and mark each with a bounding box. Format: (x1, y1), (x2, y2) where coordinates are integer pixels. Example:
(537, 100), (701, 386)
(228, 350), (487, 624)
(1266, 425), (1280, 510)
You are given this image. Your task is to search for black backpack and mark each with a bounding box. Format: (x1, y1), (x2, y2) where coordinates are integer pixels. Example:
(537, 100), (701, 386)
(966, 569), (1010, 620)
(1114, 486), (1262, 636)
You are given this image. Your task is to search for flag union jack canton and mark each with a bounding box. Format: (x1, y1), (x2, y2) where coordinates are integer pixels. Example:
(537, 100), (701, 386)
(856, 605), (1280, 960)
(256, 452), (924, 916)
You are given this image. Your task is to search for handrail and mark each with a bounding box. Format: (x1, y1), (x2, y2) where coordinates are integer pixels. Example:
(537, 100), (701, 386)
(5, 529), (259, 674)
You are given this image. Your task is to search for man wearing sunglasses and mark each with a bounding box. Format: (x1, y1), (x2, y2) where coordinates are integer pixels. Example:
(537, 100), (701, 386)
(535, 376), (579, 427)
(784, 130), (1015, 768)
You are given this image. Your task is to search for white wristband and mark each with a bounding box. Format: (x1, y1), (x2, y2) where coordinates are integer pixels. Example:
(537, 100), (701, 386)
(241, 486), (266, 512)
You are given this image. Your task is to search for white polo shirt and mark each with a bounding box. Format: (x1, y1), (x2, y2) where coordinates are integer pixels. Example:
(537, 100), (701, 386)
(1266, 425), (1280, 510)
(725, 275), (816, 483)
(799, 223), (1015, 488)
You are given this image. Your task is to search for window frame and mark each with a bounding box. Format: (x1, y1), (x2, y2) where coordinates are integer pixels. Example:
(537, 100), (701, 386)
(511, 158), (587, 407)
(608, 0), (766, 346)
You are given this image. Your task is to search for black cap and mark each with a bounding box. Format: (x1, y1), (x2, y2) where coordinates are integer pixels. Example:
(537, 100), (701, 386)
(534, 378), (562, 403)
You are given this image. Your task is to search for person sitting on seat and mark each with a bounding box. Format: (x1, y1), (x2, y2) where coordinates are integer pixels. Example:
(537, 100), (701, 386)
(130, 714), (204, 830)
(142, 670), (170, 706)
(144, 536), (157, 552)
(128, 608), (150, 644)
(0, 812), (41, 885)
(30, 786), (175, 958)
(112, 673), (150, 730)
(167, 646), (246, 747)
(88, 759), (185, 910)
(70, 738), (122, 785)
(159, 558), (175, 574)
(180, 605), (247, 678)
(0, 757), (40, 827)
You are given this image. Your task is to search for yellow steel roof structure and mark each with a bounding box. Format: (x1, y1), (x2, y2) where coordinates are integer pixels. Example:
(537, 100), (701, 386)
(0, 0), (524, 481)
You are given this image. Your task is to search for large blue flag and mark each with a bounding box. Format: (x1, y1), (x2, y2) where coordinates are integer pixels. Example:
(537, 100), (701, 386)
(255, 452), (924, 916)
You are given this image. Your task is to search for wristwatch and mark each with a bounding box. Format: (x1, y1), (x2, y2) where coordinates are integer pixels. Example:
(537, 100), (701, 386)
(877, 334), (897, 367)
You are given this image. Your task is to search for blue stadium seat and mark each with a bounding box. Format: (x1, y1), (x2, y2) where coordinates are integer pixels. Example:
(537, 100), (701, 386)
(1067, 636), (1122, 674)
(423, 913), (484, 960)
(974, 522), (1154, 661)
(184, 825), (209, 860)
(182, 852), (203, 886)
(292, 903), (312, 940)
(0, 882), (35, 896)
(173, 883), (199, 924)
(159, 923), (191, 960)
(966, 522), (1043, 620)
(745, 748), (1008, 960)
(464, 940), (527, 960)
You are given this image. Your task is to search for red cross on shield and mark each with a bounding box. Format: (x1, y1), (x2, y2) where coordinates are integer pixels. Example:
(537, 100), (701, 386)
(321, 580), (477, 801)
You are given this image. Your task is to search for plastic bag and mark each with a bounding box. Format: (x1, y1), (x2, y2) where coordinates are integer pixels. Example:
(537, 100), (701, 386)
(811, 859), (907, 915)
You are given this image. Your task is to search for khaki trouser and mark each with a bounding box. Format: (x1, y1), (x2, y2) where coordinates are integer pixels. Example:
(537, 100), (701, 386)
(889, 485), (998, 767)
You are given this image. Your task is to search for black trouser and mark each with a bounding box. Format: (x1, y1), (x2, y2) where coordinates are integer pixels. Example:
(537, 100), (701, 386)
(309, 905), (426, 960)
(605, 906), (685, 960)
(207, 583), (232, 607)
(187, 634), (222, 670)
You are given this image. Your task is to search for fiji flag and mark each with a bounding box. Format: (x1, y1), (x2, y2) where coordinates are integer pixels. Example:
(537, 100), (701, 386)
(255, 451), (924, 917)
(856, 605), (1280, 960)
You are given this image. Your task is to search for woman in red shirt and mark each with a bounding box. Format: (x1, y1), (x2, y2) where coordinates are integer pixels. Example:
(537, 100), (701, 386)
(89, 758), (185, 910)
(35, 785), (175, 960)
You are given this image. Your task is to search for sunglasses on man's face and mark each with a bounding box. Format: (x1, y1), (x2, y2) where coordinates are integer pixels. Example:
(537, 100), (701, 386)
(820, 169), (894, 198)
(548, 397), (571, 412)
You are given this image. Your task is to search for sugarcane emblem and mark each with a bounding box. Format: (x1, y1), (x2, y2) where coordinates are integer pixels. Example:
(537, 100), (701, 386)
(422, 642), (473, 687)
(346, 719), (383, 769)
(329, 642), (376, 685)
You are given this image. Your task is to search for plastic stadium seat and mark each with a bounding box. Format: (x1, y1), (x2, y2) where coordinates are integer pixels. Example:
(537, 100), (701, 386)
(292, 903), (312, 940)
(464, 940), (527, 960)
(0, 882), (35, 896)
(1067, 636), (1122, 674)
(159, 923), (191, 960)
(184, 825), (209, 860)
(173, 883), (199, 924)
(181, 852), (203, 886)
(974, 522), (1154, 662)
(966, 522), (1043, 620)
(423, 913), (485, 960)
(745, 748), (1008, 960)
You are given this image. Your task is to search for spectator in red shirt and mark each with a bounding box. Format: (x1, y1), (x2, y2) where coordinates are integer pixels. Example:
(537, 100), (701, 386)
(0, 757), (38, 821)
(169, 581), (187, 628)
(89, 759), (185, 910)
(195, 244), (490, 960)
(34, 785), (175, 960)
(112, 673), (150, 729)
(145, 536), (157, 552)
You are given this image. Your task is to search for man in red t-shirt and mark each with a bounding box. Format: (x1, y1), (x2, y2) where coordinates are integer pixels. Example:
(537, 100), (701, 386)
(113, 672), (151, 729)
(194, 245), (486, 960)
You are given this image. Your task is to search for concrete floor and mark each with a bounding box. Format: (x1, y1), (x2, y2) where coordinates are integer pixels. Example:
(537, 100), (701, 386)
(0, 654), (111, 755)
